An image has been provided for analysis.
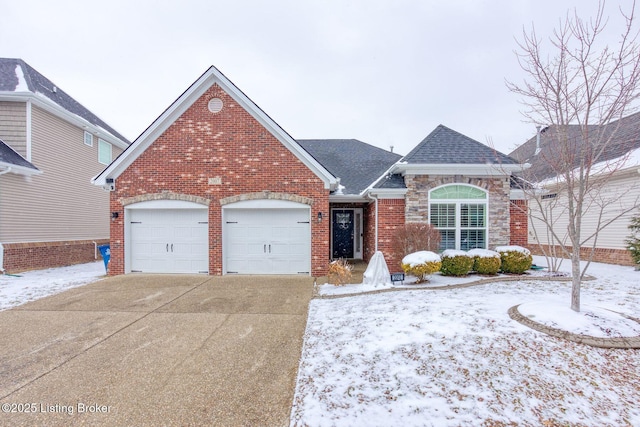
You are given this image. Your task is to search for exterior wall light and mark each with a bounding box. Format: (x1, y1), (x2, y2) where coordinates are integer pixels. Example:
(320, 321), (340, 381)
(317, 212), (323, 222)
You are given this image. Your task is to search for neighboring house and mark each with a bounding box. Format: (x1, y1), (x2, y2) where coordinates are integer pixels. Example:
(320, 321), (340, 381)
(509, 113), (640, 266)
(93, 65), (524, 276)
(0, 58), (130, 273)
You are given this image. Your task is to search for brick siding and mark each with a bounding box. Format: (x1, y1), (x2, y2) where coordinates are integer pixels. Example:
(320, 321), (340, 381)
(2, 239), (109, 274)
(529, 244), (634, 266)
(109, 84), (329, 276)
(509, 199), (528, 246)
(363, 198), (405, 270)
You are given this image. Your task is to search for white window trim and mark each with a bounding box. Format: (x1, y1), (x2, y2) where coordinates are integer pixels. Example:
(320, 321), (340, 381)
(84, 130), (93, 147)
(98, 138), (112, 165)
(428, 184), (489, 250)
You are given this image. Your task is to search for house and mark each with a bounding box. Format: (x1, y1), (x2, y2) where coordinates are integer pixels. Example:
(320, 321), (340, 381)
(93, 65), (523, 276)
(509, 113), (640, 266)
(0, 58), (130, 273)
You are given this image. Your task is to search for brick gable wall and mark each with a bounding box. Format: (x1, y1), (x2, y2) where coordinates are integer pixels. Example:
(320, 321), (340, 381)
(109, 84), (329, 276)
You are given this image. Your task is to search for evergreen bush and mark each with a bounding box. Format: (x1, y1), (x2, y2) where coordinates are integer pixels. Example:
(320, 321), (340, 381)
(467, 249), (501, 275)
(440, 250), (474, 276)
(496, 246), (532, 274)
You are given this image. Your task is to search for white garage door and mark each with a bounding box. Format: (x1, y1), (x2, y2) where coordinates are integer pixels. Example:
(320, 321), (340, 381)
(129, 208), (209, 274)
(224, 204), (310, 275)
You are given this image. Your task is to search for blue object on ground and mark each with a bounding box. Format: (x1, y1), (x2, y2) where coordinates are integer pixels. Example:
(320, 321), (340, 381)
(98, 245), (110, 273)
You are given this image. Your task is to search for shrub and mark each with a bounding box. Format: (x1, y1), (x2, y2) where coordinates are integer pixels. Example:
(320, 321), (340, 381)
(467, 249), (501, 275)
(328, 258), (353, 285)
(401, 251), (441, 283)
(392, 223), (441, 269)
(495, 246), (532, 274)
(440, 250), (474, 276)
(625, 214), (640, 269)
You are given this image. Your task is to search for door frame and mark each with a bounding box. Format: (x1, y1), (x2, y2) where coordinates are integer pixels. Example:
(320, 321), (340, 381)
(330, 207), (363, 259)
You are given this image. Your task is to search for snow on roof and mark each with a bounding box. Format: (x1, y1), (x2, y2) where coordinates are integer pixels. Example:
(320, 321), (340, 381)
(14, 64), (28, 92)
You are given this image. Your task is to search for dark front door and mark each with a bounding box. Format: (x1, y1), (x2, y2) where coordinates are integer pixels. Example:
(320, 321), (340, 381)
(332, 209), (354, 258)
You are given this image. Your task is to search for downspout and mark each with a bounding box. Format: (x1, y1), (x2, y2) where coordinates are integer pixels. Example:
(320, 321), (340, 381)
(0, 167), (11, 273)
(366, 191), (379, 252)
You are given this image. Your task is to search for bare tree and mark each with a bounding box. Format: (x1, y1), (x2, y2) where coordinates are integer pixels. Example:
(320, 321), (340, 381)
(507, 1), (640, 312)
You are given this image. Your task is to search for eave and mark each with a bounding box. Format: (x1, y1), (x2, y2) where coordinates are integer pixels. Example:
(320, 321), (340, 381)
(393, 163), (524, 176)
(0, 91), (129, 150)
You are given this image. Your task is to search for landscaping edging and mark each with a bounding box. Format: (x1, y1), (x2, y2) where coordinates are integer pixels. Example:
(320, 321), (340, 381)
(508, 305), (640, 349)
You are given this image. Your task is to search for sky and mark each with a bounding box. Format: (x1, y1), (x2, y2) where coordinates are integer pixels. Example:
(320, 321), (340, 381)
(1, 0), (634, 155)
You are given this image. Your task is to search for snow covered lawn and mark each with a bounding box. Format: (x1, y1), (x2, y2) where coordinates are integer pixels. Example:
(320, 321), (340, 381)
(0, 262), (105, 311)
(291, 259), (640, 426)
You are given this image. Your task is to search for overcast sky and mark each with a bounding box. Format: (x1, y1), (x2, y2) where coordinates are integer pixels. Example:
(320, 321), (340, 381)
(1, 0), (633, 155)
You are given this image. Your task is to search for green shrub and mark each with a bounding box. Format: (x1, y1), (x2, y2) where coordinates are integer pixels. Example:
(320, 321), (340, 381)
(468, 249), (501, 275)
(625, 214), (640, 269)
(496, 246), (532, 274)
(440, 250), (473, 276)
(401, 251), (442, 283)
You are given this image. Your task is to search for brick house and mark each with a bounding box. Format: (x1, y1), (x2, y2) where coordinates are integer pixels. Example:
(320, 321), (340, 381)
(0, 58), (129, 273)
(93, 66), (523, 276)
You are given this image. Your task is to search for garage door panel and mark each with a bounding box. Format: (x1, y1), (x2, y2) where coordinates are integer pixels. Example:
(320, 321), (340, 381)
(129, 208), (208, 274)
(224, 207), (310, 274)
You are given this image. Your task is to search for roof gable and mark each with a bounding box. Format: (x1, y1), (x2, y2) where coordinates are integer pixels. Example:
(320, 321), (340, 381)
(94, 66), (336, 189)
(0, 139), (41, 175)
(0, 58), (129, 146)
(297, 139), (401, 195)
(403, 125), (519, 165)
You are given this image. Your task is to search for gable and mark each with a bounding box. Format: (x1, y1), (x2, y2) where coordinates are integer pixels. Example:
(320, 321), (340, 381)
(0, 138), (40, 175)
(394, 125), (523, 176)
(94, 66), (336, 190)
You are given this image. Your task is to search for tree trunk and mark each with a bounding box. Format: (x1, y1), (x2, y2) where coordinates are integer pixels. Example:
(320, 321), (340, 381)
(570, 253), (581, 312)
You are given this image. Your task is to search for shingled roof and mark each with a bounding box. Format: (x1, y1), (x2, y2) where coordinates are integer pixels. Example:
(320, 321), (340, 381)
(0, 58), (129, 144)
(297, 139), (401, 195)
(509, 112), (640, 182)
(403, 125), (519, 165)
(0, 138), (40, 174)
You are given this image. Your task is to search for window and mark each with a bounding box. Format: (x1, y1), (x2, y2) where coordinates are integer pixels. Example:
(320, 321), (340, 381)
(98, 139), (112, 165)
(429, 184), (488, 250)
(84, 131), (93, 146)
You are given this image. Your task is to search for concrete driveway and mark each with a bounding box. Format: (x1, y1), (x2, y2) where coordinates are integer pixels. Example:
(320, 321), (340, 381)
(0, 274), (313, 426)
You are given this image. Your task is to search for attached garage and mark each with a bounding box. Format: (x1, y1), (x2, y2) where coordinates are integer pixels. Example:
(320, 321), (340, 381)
(126, 200), (209, 274)
(223, 200), (311, 275)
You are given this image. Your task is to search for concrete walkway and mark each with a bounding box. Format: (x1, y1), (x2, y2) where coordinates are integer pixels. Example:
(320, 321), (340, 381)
(0, 274), (313, 426)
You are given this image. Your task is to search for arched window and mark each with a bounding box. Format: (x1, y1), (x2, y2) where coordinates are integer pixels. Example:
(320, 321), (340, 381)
(429, 184), (488, 250)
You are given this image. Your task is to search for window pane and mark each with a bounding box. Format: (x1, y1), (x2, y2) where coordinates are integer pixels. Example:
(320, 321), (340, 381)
(460, 204), (485, 228)
(430, 204), (455, 228)
(431, 185), (486, 200)
(461, 229), (486, 250)
(98, 139), (112, 165)
(439, 230), (456, 250)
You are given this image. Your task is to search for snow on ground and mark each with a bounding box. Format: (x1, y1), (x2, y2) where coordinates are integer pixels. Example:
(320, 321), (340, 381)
(0, 262), (105, 311)
(292, 258), (640, 427)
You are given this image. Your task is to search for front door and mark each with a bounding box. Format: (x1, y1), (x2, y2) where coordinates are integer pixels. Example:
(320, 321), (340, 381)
(332, 209), (355, 258)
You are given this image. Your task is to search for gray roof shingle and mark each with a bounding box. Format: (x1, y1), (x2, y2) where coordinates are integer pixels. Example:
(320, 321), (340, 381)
(509, 112), (640, 182)
(403, 125), (519, 165)
(0, 58), (129, 143)
(0, 138), (39, 171)
(297, 139), (402, 195)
